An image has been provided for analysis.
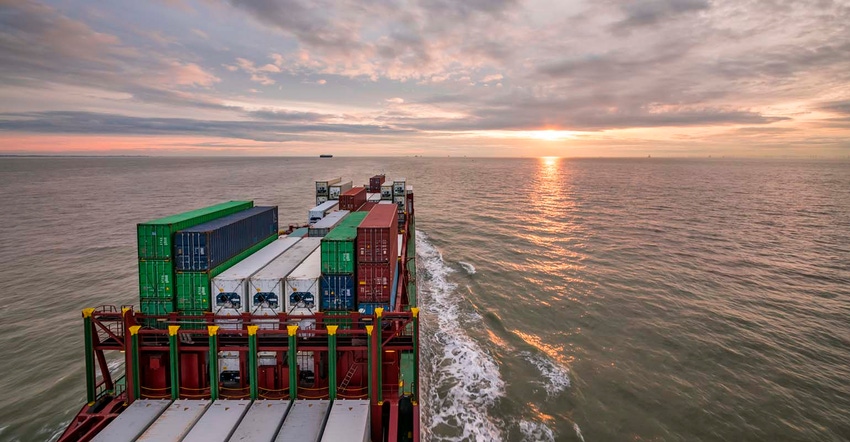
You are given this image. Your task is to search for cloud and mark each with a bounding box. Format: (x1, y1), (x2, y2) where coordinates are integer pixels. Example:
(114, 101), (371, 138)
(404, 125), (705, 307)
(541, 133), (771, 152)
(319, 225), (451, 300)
(231, 57), (279, 85)
(610, 0), (710, 33)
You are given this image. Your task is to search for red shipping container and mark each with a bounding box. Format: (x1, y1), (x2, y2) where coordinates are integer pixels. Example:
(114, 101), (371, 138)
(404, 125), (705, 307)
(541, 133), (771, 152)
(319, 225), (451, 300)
(357, 261), (395, 302)
(358, 202), (377, 212)
(369, 174), (386, 193)
(340, 187), (367, 211)
(357, 204), (398, 263)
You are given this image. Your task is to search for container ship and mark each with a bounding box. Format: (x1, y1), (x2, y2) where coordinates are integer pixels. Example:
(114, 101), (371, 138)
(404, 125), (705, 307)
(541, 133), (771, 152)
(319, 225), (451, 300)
(58, 174), (419, 442)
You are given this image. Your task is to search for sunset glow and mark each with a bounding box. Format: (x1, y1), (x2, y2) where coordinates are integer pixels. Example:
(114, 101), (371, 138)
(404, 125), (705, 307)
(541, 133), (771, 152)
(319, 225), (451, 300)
(0, 1), (848, 157)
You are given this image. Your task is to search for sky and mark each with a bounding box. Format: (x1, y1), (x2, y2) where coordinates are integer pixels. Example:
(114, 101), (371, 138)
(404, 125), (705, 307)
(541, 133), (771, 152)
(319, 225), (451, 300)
(1, 0), (849, 157)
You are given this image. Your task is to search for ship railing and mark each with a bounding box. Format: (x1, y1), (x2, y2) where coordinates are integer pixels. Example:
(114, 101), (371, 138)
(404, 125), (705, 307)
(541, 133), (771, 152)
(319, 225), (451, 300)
(94, 375), (126, 401)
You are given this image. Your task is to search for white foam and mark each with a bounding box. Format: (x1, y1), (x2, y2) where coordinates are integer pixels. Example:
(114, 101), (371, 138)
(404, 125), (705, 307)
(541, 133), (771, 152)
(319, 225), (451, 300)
(458, 261), (476, 274)
(418, 231), (505, 441)
(574, 422), (586, 442)
(521, 351), (571, 395)
(518, 420), (556, 441)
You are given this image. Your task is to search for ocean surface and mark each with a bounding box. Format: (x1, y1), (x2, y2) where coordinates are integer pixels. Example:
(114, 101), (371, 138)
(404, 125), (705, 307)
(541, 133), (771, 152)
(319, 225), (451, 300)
(0, 156), (848, 441)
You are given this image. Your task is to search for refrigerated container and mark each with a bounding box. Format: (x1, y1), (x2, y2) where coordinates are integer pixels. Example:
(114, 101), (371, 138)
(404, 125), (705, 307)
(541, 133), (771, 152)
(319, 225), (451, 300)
(211, 236), (301, 322)
(137, 201), (253, 260)
(309, 200), (339, 223)
(315, 195), (328, 206)
(284, 247), (322, 316)
(320, 211), (368, 274)
(320, 274), (356, 310)
(315, 177), (341, 196)
(356, 204), (398, 263)
(174, 206), (278, 271)
(339, 187), (367, 211)
(392, 178), (406, 196)
(380, 184), (393, 200)
(393, 195), (406, 212)
(248, 238), (322, 316)
(366, 192), (381, 202)
(369, 174), (385, 193)
(308, 210), (349, 237)
(175, 235), (278, 313)
(321, 400), (370, 442)
(328, 181), (353, 200)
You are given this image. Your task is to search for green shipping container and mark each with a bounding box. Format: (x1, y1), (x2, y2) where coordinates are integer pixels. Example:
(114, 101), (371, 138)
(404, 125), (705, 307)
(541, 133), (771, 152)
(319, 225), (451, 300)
(137, 200), (253, 260)
(321, 212), (369, 274)
(140, 298), (173, 316)
(175, 234), (278, 313)
(138, 260), (174, 299)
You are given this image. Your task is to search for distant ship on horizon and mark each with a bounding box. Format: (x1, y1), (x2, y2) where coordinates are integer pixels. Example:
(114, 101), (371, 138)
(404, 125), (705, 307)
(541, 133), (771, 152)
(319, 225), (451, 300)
(320, 154), (333, 158)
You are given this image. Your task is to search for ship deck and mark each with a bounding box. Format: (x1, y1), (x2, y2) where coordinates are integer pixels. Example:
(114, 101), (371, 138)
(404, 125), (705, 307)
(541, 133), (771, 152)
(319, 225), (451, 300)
(90, 398), (369, 442)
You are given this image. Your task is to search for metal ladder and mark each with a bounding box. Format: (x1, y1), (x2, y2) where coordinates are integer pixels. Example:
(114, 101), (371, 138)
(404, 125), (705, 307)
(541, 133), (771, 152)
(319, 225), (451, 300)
(338, 364), (359, 392)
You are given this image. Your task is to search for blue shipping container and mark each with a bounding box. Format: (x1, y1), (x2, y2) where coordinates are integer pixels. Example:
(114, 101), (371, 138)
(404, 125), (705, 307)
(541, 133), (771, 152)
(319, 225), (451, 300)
(357, 302), (391, 315)
(174, 206), (278, 271)
(320, 274), (356, 310)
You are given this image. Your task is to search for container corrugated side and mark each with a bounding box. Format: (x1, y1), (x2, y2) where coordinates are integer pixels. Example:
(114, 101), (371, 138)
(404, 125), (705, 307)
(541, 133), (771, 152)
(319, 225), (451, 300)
(283, 247), (322, 315)
(174, 206), (278, 271)
(329, 181), (353, 200)
(356, 204), (398, 264)
(357, 202), (377, 212)
(211, 237), (301, 313)
(322, 310), (353, 329)
(320, 211), (368, 274)
(369, 174), (385, 193)
(309, 200), (339, 222)
(339, 187), (367, 211)
(137, 201), (253, 260)
(138, 259), (173, 299)
(176, 234), (278, 313)
(357, 261), (395, 303)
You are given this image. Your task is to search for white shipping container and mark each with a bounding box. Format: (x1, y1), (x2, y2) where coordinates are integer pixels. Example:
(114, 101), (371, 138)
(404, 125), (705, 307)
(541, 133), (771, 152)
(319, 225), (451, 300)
(366, 192), (381, 202)
(380, 184), (393, 200)
(308, 210), (349, 237)
(211, 237), (301, 326)
(309, 200), (339, 223)
(315, 177), (341, 195)
(398, 234), (403, 257)
(249, 238), (322, 317)
(328, 181), (353, 200)
(393, 195), (406, 212)
(315, 195), (328, 206)
(218, 353), (240, 386)
(320, 400), (371, 442)
(284, 247), (321, 316)
(392, 178), (406, 195)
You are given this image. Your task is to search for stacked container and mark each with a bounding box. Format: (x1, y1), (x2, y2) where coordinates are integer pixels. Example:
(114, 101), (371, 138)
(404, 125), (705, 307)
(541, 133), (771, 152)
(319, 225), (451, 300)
(329, 181), (353, 200)
(315, 177), (341, 205)
(356, 205), (398, 311)
(380, 184), (393, 200)
(284, 246), (322, 317)
(339, 187), (367, 211)
(320, 212), (369, 312)
(369, 174), (385, 193)
(308, 200), (339, 224)
(249, 238), (322, 320)
(173, 206), (279, 316)
(137, 201), (253, 317)
(308, 210), (349, 237)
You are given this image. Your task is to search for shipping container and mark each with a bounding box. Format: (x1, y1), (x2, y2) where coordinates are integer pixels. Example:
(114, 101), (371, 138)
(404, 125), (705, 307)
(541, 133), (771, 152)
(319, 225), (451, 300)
(309, 200), (339, 223)
(176, 235), (278, 313)
(274, 400), (331, 442)
(339, 187), (367, 211)
(406, 190), (414, 215)
(369, 174), (385, 193)
(357, 204), (398, 263)
(211, 237), (301, 315)
(315, 195), (328, 206)
(91, 399), (171, 442)
(137, 201), (253, 260)
(357, 202), (377, 212)
(174, 206), (278, 271)
(366, 192), (381, 202)
(329, 180), (353, 200)
(320, 211), (368, 274)
(380, 184), (393, 200)
(393, 195), (406, 212)
(315, 177), (341, 196)
(230, 400), (291, 441)
(136, 400), (211, 441)
(248, 238), (322, 314)
(308, 210), (349, 237)
(393, 178), (406, 196)
(320, 274), (356, 310)
(357, 302), (390, 315)
(289, 227), (309, 238)
(138, 259), (173, 299)
(284, 247), (322, 315)
(357, 261), (395, 302)
(182, 400), (251, 442)
(321, 400), (370, 442)
(140, 298), (173, 316)
(322, 310), (353, 329)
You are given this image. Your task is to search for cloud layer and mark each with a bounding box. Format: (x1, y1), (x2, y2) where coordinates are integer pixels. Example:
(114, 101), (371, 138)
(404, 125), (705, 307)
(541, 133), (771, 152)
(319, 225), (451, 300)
(0, 0), (848, 155)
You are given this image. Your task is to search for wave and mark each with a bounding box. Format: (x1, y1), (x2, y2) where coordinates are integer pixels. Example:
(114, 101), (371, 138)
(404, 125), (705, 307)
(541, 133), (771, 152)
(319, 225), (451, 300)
(521, 351), (571, 395)
(458, 261), (476, 274)
(518, 420), (556, 441)
(418, 231), (505, 441)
